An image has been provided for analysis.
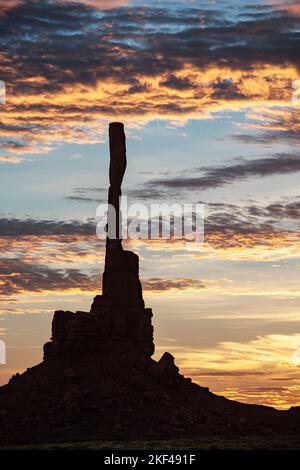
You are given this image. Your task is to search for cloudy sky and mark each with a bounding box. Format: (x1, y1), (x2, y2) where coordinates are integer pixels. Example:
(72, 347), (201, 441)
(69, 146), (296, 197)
(1, 0), (300, 409)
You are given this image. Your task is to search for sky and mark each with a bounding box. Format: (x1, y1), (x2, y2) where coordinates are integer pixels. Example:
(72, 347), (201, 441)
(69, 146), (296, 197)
(1, 0), (300, 409)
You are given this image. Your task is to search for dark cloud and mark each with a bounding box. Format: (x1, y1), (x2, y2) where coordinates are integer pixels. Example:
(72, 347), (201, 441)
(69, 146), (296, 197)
(65, 185), (173, 201)
(271, 376), (300, 381)
(231, 109), (300, 145)
(235, 386), (288, 394)
(0, 258), (99, 297)
(144, 153), (300, 191)
(205, 212), (274, 235)
(247, 199), (300, 220)
(141, 277), (205, 291)
(205, 197), (300, 234)
(0, 257), (204, 298)
(210, 77), (247, 100)
(64, 187), (106, 204)
(74, 187), (106, 193)
(0, 217), (96, 237)
(126, 188), (171, 200)
(190, 371), (267, 377)
(65, 196), (104, 203)
(127, 79), (150, 94)
(160, 74), (196, 91)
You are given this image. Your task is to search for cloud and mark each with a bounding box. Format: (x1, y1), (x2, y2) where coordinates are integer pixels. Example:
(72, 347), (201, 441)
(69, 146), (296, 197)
(0, 218), (102, 269)
(247, 199), (300, 220)
(0, 258), (99, 297)
(65, 195), (103, 203)
(126, 188), (170, 200)
(160, 74), (196, 91)
(144, 153), (300, 191)
(142, 277), (205, 292)
(0, 217), (105, 273)
(0, 155), (23, 163)
(231, 107), (300, 146)
(65, 185), (174, 202)
(123, 193), (300, 261)
(0, 217), (95, 237)
(170, 333), (300, 408)
(63, 0), (129, 8)
(0, 0), (21, 14)
(2, 192), (300, 288)
(273, 1), (300, 16)
(64, 187), (106, 203)
(0, 257), (205, 299)
(0, 1), (299, 160)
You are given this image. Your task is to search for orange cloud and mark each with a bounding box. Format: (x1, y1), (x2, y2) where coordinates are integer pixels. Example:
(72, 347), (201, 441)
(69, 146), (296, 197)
(273, 1), (300, 15)
(288, 5), (300, 15)
(0, 0), (21, 15)
(1, 64), (297, 162)
(130, 230), (300, 262)
(162, 334), (300, 409)
(0, 155), (23, 163)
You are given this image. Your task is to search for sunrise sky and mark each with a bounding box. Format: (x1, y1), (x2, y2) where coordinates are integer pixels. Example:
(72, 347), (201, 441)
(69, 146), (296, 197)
(1, 0), (300, 409)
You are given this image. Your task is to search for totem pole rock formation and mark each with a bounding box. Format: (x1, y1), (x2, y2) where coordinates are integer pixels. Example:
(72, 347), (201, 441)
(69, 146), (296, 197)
(43, 123), (154, 360)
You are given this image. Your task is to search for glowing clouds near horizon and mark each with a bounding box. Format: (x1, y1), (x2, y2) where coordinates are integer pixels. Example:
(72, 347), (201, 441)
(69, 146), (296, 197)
(171, 334), (300, 409)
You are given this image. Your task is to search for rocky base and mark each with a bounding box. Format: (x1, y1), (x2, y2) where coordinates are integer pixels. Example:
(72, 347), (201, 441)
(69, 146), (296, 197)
(1, 295), (300, 445)
(43, 303), (154, 361)
(1, 335), (300, 445)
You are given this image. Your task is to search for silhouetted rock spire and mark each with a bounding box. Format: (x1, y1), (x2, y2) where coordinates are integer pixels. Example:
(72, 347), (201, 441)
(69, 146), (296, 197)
(44, 123), (154, 359)
(103, 122), (145, 310)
